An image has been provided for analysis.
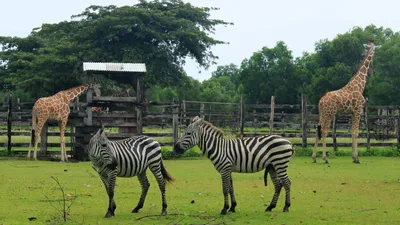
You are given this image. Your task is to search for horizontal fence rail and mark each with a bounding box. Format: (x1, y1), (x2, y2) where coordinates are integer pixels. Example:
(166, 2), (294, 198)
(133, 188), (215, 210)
(1, 95), (400, 159)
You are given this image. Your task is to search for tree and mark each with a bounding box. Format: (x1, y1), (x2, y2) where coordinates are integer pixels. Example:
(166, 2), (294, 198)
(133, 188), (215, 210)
(0, 0), (232, 100)
(238, 41), (299, 104)
(200, 75), (236, 102)
(368, 33), (400, 105)
(211, 63), (240, 87)
(300, 25), (396, 104)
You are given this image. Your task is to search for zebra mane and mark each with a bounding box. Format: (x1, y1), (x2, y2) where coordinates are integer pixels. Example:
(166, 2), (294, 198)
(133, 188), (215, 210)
(200, 121), (225, 137)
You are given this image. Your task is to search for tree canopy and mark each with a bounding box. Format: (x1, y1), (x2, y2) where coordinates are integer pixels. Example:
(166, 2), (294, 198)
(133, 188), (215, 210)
(1, 3), (399, 107)
(0, 0), (232, 99)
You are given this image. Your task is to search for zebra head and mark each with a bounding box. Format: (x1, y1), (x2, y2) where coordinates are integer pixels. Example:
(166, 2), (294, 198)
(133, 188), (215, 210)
(87, 126), (117, 168)
(174, 116), (203, 155)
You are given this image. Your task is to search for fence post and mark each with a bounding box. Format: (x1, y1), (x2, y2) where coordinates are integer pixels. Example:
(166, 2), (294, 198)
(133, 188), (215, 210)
(136, 76), (143, 135)
(396, 109), (400, 147)
(7, 92), (12, 154)
(365, 98), (370, 150)
(161, 107), (166, 129)
(86, 88), (93, 126)
(200, 103), (204, 119)
(269, 96), (275, 135)
(240, 95), (244, 139)
(40, 122), (48, 156)
(182, 100), (187, 125)
(172, 104), (179, 145)
(301, 94), (308, 148)
(332, 115), (337, 151)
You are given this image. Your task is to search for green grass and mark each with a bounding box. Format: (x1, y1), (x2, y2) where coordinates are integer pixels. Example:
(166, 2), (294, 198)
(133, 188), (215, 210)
(0, 157), (399, 225)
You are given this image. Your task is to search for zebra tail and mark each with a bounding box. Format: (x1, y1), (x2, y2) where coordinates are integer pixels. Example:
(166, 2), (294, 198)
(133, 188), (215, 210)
(264, 164), (273, 186)
(264, 168), (269, 186)
(160, 161), (176, 183)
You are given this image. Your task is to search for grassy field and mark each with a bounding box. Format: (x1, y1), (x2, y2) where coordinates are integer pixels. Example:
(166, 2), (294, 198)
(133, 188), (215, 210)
(0, 157), (399, 225)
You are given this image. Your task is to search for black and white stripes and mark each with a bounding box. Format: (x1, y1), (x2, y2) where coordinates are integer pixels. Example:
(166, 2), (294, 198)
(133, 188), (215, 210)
(174, 116), (294, 214)
(88, 126), (174, 218)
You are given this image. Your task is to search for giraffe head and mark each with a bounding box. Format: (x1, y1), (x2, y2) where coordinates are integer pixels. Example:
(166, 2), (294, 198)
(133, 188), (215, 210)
(173, 116), (204, 155)
(89, 83), (102, 97)
(362, 40), (381, 56)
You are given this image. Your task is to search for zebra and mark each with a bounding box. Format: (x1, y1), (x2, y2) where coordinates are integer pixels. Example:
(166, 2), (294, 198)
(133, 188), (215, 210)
(173, 116), (294, 215)
(87, 126), (175, 218)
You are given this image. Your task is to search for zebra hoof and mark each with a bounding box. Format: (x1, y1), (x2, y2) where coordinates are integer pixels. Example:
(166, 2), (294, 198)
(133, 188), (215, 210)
(132, 208), (140, 213)
(265, 204), (275, 212)
(353, 160), (360, 164)
(283, 208), (289, 212)
(104, 211), (113, 218)
(220, 209), (227, 215)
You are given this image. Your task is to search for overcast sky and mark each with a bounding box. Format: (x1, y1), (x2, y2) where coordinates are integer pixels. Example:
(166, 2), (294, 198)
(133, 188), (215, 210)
(1, 0), (399, 81)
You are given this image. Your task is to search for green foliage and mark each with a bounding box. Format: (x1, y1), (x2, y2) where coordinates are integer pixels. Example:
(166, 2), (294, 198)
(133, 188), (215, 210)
(239, 41), (299, 104)
(0, 0), (232, 100)
(294, 146), (400, 157)
(161, 146), (202, 160)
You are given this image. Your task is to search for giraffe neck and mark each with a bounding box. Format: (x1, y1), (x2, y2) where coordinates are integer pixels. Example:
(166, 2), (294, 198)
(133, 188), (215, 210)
(344, 48), (375, 93)
(63, 84), (90, 102)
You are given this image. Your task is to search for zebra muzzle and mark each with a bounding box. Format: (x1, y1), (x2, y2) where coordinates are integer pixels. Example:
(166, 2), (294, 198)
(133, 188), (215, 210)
(173, 143), (185, 155)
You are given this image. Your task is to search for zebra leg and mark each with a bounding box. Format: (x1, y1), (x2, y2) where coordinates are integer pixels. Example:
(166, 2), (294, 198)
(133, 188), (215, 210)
(265, 167), (283, 212)
(100, 174), (117, 218)
(220, 170), (231, 215)
(132, 172), (150, 213)
(228, 176), (237, 212)
(150, 165), (168, 216)
(281, 176), (291, 212)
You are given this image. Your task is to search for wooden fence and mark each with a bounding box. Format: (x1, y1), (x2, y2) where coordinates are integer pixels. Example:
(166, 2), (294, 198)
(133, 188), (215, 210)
(1, 95), (400, 156)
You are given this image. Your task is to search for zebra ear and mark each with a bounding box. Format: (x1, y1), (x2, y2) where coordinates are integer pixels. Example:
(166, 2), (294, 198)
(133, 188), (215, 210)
(192, 116), (201, 122)
(99, 125), (105, 134)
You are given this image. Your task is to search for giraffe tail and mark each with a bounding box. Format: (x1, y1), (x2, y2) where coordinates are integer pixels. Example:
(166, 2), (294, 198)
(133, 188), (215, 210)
(31, 108), (37, 146)
(317, 124), (322, 140)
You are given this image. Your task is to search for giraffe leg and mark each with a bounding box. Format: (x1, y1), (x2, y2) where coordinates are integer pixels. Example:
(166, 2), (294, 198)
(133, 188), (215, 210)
(321, 120), (331, 164)
(351, 113), (362, 164)
(220, 169), (232, 215)
(33, 120), (46, 161)
(312, 124), (320, 163)
(59, 119), (68, 162)
(132, 171), (150, 213)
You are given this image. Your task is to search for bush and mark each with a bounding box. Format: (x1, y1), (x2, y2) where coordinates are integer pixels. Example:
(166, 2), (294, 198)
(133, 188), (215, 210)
(294, 146), (400, 157)
(161, 146), (202, 160)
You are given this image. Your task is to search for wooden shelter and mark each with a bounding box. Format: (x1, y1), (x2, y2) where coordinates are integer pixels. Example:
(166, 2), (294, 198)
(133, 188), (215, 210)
(71, 62), (146, 160)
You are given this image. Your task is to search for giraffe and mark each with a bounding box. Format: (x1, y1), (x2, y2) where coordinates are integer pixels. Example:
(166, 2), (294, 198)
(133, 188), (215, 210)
(28, 83), (101, 162)
(312, 40), (379, 164)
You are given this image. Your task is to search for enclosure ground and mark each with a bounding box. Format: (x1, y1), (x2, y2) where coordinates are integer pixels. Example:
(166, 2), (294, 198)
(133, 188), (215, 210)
(0, 157), (399, 225)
